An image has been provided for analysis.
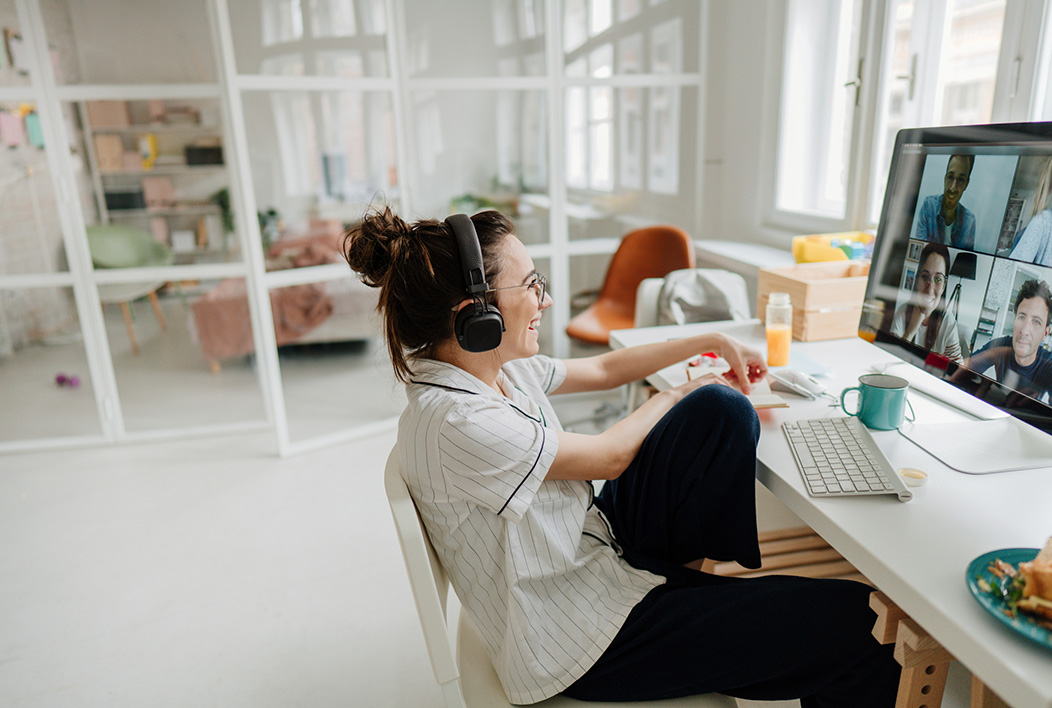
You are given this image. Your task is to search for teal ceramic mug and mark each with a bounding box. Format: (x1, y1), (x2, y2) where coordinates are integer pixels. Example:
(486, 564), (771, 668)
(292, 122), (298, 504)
(841, 374), (916, 430)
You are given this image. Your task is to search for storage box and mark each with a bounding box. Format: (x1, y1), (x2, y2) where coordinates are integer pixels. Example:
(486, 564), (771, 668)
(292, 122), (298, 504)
(184, 145), (223, 165)
(757, 261), (870, 341)
(141, 176), (175, 207)
(86, 100), (130, 128)
(104, 190), (146, 211)
(93, 135), (124, 172)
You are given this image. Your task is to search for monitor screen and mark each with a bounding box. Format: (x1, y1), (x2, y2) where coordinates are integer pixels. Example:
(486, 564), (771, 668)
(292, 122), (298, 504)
(864, 121), (1052, 434)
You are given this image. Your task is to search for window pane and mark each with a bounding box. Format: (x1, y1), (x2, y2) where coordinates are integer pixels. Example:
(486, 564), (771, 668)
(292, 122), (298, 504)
(69, 99), (237, 268)
(776, 0), (860, 219)
(120, 277), (268, 431)
(406, 90), (549, 244)
(1, 104), (66, 275)
(271, 278), (401, 445)
(0, 0), (31, 88)
(241, 90), (398, 233)
(936, 0), (1006, 126)
(567, 86), (699, 241)
(0, 287), (102, 443)
(868, 0), (915, 226)
(402, 0), (547, 78)
(41, 0), (217, 85)
(229, 0), (390, 77)
(564, 0), (699, 73)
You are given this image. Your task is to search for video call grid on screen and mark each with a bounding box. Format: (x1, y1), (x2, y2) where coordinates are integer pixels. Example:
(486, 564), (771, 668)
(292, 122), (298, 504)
(869, 123), (1052, 426)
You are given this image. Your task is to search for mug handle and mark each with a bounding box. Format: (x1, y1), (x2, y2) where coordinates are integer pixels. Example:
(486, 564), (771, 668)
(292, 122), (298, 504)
(904, 397), (916, 423)
(841, 387), (861, 416)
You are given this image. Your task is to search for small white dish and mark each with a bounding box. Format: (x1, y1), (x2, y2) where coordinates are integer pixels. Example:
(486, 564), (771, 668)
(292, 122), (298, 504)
(897, 467), (928, 487)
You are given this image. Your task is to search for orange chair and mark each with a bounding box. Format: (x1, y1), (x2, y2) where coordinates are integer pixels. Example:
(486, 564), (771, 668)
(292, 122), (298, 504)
(566, 225), (696, 345)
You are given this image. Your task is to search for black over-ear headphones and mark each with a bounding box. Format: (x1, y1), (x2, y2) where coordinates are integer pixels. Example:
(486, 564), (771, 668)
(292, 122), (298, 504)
(446, 213), (505, 352)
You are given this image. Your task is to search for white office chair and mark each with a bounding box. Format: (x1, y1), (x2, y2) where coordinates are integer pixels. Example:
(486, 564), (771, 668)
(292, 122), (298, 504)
(383, 448), (738, 708)
(634, 268), (752, 329)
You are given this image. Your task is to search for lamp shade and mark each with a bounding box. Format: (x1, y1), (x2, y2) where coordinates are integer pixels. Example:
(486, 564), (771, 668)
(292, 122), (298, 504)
(949, 252), (977, 280)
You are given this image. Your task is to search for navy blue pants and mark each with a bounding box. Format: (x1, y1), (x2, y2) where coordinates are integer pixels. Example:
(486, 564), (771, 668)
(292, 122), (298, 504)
(564, 386), (899, 707)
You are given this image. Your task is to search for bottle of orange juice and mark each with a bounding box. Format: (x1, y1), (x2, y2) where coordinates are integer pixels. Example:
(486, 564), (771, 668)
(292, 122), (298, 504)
(766, 292), (792, 367)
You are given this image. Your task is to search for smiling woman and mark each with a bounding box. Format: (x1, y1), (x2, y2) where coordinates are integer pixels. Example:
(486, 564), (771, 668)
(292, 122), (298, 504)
(890, 241), (962, 363)
(342, 205), (899, 706)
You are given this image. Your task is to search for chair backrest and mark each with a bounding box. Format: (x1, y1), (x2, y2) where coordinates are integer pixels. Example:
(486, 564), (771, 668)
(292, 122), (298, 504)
(598, 226), (696, 318)
(86, 224), (173, 269)
(384, 448), (468, 708)
(635, 268), (751, 329)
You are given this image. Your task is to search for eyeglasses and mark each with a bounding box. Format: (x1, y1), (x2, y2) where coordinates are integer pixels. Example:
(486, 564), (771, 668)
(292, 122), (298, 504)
(487, 273), (547, 305)
(919, 273), (945, 287)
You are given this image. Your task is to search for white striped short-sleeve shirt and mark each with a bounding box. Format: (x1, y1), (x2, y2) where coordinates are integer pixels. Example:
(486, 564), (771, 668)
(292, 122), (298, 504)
(398, 357), (664, 704)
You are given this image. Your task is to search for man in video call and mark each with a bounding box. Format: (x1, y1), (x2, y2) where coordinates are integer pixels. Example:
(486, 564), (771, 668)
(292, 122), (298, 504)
(915, 154), (976, 250)
(966, 278), (1052, 402)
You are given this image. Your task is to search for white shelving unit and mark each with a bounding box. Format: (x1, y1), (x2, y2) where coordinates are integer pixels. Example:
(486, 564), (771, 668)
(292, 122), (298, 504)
(78, 98), (233, 263)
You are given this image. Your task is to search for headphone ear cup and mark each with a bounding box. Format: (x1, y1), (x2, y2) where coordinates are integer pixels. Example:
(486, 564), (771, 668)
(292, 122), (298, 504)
(455, 300), (505, 353)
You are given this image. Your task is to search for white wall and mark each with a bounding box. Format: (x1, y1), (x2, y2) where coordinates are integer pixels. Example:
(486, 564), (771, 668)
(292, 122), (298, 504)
(702, 1), (795, 251)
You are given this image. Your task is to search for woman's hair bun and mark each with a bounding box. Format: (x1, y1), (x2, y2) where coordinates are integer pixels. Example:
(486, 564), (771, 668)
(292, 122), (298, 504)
(342, 204), (413, 287)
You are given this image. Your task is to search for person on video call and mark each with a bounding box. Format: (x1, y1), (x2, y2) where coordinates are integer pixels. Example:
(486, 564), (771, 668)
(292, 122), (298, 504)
(343, 206), (899, 707)
(915, 154), (976, 250)
(1009, 156), (1052, 267)
(966, 279), (1052, 401)
(890, 242), (963, 363)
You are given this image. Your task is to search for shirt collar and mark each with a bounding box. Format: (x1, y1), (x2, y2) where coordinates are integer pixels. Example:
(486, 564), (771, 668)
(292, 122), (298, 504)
(409, 358), (546, 424)
(408, 358), (504, 400)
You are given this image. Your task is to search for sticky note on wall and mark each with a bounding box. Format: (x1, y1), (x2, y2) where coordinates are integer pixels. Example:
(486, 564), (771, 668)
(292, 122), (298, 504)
(0, 110), (24, 146)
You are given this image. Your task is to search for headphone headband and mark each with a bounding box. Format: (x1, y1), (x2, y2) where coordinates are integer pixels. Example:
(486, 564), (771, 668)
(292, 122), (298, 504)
(446, 213), (488, 295)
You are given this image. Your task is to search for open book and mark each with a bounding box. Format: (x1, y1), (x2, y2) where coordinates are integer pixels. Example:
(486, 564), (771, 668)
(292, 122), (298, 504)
(685, 365), (789, 409)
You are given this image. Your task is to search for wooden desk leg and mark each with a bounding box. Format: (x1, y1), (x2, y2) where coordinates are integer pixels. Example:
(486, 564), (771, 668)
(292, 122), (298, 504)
(870, 592), (954, 708)
(893, 618), (953, 708)
(870, 591), (908, 645)
(970, 675), (1011, 708)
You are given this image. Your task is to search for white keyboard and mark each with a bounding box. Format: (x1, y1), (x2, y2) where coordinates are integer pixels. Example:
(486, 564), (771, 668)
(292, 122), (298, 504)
(782, 417), (913, 502)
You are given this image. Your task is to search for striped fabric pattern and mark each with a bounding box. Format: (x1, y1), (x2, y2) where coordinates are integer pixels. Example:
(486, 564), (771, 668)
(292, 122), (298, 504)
(398, 357), (663, 704)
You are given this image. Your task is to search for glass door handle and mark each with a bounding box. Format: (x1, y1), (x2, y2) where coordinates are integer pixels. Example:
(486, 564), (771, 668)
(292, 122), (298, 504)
(895, 54), (918, 101)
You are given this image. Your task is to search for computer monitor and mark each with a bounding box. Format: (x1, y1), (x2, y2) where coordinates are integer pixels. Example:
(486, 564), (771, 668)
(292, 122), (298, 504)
(863, 121), (1052, 473)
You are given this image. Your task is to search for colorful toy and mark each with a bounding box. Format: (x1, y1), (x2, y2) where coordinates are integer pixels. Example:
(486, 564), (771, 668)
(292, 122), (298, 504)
(55, 373), (81, 388)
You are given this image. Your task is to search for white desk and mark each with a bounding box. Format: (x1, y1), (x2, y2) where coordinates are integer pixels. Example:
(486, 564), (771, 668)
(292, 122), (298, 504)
(610, 319), (1052, 708)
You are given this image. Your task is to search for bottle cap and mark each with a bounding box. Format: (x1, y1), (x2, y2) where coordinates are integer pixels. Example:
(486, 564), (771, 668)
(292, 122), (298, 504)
(769, 292), (790, 306)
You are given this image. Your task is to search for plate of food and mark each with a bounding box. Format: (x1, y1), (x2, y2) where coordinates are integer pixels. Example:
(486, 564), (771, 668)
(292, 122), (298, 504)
(966, 537), (1052, 650)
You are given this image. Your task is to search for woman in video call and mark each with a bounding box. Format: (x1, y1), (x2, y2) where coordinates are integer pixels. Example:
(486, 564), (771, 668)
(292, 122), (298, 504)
(891, 242), (963, 363)
(343, 206), (898, 707)
(1010, 156), (1052, 267)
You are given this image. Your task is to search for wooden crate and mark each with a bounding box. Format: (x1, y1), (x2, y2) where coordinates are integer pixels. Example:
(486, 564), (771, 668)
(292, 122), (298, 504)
(757, 261), (870, 341)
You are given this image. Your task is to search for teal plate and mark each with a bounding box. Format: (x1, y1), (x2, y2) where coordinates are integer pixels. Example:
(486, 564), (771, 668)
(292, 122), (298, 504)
(966, 548), (1052, 650)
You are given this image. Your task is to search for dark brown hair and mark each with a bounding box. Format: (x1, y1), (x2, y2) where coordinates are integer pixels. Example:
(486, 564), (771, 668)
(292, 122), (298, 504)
(342, 206), (515, 382)
(1015, 278), (1052, 328)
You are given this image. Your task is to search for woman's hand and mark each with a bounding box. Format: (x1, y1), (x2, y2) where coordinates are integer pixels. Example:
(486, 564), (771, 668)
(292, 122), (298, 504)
(670, 370), (734, 398)
(714, 334), (767, 395)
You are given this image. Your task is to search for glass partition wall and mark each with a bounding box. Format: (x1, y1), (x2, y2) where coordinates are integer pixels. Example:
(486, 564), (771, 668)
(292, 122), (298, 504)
(1, 0), (706, 456)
